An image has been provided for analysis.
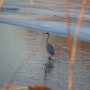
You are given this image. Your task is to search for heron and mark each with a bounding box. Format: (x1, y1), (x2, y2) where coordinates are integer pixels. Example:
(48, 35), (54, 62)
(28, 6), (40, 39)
(43, 32), (55, 60)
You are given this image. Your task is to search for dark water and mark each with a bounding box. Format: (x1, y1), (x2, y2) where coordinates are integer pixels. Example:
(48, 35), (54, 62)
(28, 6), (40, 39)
(0, 23), (90, 90)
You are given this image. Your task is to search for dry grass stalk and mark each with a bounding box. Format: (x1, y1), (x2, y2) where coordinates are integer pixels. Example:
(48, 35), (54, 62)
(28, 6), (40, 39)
(64, 0), (72, 58)
(68, 0), (88, 90)
(0, 0), (5, 9)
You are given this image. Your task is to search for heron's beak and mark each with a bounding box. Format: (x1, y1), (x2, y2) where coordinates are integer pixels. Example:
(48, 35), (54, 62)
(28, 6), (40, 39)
(42, 33), (46, 34)
(42, 32), (49, 34)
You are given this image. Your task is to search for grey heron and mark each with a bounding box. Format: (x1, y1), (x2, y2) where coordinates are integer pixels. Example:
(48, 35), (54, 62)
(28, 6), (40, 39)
(43, 32), (55, 59)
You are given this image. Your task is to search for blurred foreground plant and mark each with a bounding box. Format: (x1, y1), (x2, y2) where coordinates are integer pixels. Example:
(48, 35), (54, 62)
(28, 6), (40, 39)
(0, 0), (5, 9)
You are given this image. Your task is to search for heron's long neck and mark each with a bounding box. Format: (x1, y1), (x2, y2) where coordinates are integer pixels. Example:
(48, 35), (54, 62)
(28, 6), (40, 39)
(46, 34), (50, 43)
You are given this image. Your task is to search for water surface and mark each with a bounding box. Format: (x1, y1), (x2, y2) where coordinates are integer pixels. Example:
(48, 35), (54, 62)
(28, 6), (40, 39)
(0, 23), (90, 90)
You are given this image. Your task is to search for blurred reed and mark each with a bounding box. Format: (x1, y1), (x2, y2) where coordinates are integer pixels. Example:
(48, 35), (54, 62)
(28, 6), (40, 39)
(64, 0), (72, 58)
(0, 0), (5, 9)
(67, 0), (88, 90)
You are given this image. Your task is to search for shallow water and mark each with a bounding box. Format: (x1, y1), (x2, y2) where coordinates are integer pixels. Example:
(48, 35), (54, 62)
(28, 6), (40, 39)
(0, 23), (90, 90)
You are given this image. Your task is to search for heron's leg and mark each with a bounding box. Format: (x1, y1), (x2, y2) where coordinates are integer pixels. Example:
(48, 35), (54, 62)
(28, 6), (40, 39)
(48, 54), (55, 63)
(48, 57), (51, 60)
(48, 54), (52, 60)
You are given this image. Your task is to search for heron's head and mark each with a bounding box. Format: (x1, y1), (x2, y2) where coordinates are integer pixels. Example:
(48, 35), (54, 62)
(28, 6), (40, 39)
(42, 32), (49, 35)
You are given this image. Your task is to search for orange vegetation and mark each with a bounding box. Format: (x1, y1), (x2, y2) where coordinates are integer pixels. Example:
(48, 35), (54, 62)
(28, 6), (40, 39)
(28, 85), (52, 90)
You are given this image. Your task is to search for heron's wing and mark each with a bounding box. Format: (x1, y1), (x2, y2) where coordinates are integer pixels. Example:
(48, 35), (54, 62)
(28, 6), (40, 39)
(46, 43), (55, 55)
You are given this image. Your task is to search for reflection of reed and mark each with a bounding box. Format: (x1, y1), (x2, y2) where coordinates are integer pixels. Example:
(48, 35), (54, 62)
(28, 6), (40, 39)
(5, 53), (36, 89)
(5, 40), (42, 90)
(64, 0), (72, 58)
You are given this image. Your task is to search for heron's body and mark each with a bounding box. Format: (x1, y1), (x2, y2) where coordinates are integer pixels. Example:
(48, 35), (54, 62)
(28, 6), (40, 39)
(44, 33), (55, 59)
(46, 43), (55, 56)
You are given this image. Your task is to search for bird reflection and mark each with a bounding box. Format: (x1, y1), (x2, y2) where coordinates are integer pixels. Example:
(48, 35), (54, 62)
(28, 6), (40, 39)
(43, 58), (54, 83)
